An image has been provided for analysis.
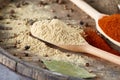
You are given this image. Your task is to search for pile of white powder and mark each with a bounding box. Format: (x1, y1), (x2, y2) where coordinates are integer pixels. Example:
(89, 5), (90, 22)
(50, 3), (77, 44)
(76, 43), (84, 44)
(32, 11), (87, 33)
(12, 19), (88, 65)
(31, 19), (87, 45)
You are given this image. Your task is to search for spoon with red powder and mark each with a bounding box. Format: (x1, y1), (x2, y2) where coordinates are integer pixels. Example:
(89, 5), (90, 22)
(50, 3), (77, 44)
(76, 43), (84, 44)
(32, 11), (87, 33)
(70, 0), (120, 52)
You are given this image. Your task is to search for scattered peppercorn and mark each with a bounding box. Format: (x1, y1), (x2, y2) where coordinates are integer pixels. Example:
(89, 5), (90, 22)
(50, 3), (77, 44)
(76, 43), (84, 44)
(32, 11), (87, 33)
(13, 53), (17, 56)
(16, 1), (29, 8)
(53, 16), (58, 19)
(44, 54), (48, 57)
(66, 54), (71, 57)
(26, 32), (31, 35)
(80, 21), (84, 25)
(85, 63), (90, 67)
(16, 3), (21, 8)
(22, 1), (29, 6)
(13, 45), (17, 48)
(66, 14), (71, 17)
(38, 59), (44, 63)
(0, 40), (3, 42)
(25, 53), (29, 57)
(10, 9), (15, 14)
(10, 0), (15, 2)
(39, 1), (48, 6)
(24, 45), (30, 50)
(6, 22), (10, 24)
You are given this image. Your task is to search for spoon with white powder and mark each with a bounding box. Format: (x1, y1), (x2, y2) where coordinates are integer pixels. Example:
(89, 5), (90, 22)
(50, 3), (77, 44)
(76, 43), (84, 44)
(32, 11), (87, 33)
(31, 19), (120, 66)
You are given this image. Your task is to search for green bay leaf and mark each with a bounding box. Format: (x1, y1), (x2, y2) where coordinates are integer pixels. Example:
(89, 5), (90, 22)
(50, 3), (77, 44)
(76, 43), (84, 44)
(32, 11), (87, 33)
(43, 60), (96, 79)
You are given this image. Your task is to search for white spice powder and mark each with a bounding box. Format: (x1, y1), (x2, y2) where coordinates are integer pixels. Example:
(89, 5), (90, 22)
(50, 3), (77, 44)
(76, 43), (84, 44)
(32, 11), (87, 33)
(31, 19), (87, 45)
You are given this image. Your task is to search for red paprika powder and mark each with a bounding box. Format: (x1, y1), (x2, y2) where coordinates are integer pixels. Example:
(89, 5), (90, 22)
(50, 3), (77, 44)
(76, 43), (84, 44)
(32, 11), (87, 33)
(98, 14), (120, 42)
(84, 28), (120, 56)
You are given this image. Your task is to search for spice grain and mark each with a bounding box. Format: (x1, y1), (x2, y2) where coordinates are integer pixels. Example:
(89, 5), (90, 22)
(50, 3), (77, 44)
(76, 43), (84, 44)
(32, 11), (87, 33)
(85, 28), (120, 56)
(98, 14), (120, 42)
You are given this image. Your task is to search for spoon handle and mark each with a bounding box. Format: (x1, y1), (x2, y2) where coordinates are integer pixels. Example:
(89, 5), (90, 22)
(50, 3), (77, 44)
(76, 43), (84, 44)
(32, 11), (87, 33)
(58, 44), (120, 65)
(118, 4), (120, 10)
(85, 44), (120, 65)
(70, 0), (102, 20)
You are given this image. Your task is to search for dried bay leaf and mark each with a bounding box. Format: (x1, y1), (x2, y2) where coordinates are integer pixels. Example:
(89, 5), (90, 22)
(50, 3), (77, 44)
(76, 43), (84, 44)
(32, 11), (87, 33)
(43, 60), (96, 79)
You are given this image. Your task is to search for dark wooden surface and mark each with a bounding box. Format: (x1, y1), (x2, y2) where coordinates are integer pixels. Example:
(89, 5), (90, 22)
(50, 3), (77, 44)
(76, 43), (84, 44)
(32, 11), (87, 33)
(0, 0), (120, 80)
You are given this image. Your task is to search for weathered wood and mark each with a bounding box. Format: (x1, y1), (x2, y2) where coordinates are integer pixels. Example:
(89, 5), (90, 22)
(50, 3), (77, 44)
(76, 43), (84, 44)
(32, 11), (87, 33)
(0, 49), (16, 70)
(0, 0), (85, 79)
(32, 68), (46, 80)
(0, 54), (16, 70)
(0, 47), (84, 80)
(85, 0), (120, 14)
(17, 63), (33, 77)
(0, 0), (119, 80)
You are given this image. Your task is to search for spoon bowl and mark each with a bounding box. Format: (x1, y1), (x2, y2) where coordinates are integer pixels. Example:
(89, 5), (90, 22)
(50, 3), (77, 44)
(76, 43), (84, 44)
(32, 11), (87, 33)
(96, 19), (120, 52)
(70, 0), (120, 52)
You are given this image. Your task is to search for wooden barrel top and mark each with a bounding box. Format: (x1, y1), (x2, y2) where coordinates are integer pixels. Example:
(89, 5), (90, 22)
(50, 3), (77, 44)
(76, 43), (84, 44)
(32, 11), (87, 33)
(0, 47), (84, 80)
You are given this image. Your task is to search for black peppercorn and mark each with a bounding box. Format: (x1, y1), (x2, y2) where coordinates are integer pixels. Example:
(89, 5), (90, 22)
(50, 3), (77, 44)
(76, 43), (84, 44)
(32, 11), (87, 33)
(80, 21), (84, 25)
(67, 14), (70, 17)
(66, 54), (71, 57)
(0, 40), (3, 42)
(44, 54), (48, 57)
(53, 16), (57, 19)
(39, 1), (48, 6)
(16, 3), (21, 8)
(10, 10), (15, 14)
(85, 63), (90, 67)
(25, 53), (29, 57)
(24, 45), (30, 50)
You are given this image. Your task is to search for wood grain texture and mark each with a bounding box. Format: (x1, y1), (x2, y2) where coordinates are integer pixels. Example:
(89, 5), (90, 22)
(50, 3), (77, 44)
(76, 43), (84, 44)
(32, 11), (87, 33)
(85, 0), (120, 14)
(0, 0), (119, 80)
(0, 48), (16, 70)
(0, 63), (32, 80)
(0, 47), (84, 80)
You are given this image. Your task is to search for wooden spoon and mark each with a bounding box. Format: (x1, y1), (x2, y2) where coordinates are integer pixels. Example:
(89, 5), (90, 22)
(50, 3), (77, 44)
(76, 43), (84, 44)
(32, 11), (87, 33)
(57, 44), (120, 65)
(118, 4), (120, 9)
(31, 29), (120, 66)
(70, 0), (120, 52)
(31, 29), (120, 65)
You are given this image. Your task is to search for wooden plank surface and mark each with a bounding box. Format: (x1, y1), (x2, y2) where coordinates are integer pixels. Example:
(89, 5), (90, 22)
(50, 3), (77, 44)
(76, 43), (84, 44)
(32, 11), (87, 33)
(85, 0), (120, 14)
(0, 47), (84, 80)
(0, 0), (120, 80)
(0, 63), (32, 80)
